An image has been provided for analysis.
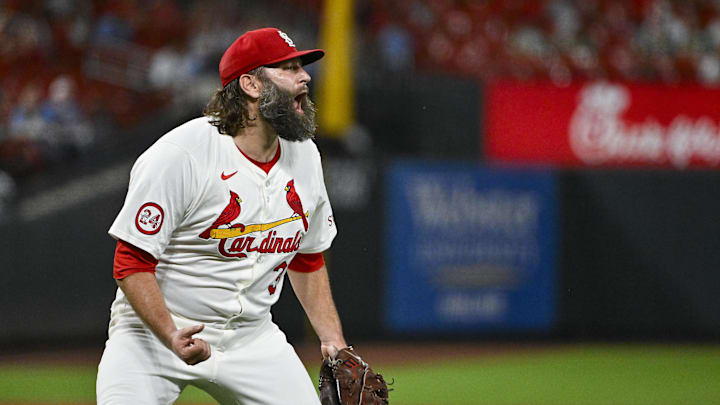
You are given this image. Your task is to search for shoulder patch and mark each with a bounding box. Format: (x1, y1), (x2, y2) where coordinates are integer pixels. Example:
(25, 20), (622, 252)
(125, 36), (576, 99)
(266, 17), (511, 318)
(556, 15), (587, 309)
(135, 202), (164, 235)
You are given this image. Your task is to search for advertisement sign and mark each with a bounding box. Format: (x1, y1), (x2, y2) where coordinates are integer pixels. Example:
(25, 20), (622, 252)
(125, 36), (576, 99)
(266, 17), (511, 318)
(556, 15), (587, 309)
(384, 161), (556, 332)
(486, 81), (720, 168)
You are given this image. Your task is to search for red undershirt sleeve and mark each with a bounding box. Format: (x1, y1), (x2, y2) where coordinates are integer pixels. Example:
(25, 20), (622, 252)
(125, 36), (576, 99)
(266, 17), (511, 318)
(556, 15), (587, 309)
(115, 241), (322, 277)
(288, 252), (325, 273)
(113, 239), (159, 279)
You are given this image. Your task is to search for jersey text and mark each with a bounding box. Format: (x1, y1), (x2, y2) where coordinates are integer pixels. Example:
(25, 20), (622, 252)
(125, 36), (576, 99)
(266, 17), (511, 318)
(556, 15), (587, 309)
(218, 230), (303, 258)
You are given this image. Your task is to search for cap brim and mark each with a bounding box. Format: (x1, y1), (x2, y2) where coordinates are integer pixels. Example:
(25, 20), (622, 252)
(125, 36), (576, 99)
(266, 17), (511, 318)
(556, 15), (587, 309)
(263, 49), (325, 68)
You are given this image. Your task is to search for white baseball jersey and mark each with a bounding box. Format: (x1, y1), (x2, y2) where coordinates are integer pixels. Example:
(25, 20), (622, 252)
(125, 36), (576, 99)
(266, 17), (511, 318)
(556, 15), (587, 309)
(107, 116), (336, 329)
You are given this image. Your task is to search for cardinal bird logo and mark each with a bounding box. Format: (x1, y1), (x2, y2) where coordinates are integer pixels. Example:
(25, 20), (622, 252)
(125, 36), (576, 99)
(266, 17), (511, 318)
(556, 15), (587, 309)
(285, 179), (308, 231)
(199, 190), (245, 239)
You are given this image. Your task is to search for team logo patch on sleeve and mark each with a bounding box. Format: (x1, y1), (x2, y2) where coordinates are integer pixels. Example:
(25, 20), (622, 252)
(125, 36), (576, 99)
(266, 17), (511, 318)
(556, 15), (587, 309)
(135, 202), (164, 235)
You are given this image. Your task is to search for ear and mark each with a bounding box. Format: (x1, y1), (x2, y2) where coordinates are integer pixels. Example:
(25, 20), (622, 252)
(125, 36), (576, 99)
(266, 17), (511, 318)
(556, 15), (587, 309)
(239, 73), (262, 99)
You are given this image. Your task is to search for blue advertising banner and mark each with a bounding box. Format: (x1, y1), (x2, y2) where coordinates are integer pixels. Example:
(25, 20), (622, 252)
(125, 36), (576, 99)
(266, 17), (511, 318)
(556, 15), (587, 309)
(384, 161), (557, 332)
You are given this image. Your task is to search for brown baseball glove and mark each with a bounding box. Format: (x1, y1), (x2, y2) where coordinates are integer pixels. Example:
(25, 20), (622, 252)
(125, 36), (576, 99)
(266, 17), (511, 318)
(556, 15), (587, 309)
(318, 346), (390, 405)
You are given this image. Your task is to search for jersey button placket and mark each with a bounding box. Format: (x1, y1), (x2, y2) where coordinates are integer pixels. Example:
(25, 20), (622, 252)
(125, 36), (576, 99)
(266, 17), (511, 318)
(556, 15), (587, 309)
(261, 181), (271, 215)
(265, 179), (272, 204)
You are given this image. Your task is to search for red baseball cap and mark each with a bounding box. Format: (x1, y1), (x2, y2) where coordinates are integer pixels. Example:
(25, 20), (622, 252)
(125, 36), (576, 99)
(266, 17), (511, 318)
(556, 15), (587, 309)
(219, 28), (324, 87)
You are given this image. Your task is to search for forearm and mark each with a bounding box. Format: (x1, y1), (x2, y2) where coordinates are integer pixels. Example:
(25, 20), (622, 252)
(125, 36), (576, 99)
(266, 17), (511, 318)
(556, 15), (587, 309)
(116, 271), (211, 365)
(116, 272), (177, 348)
(288, 265), (346, 348)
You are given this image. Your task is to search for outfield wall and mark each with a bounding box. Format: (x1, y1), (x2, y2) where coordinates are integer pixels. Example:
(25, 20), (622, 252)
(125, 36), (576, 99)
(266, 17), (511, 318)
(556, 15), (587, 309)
(2, 161), (719, 343)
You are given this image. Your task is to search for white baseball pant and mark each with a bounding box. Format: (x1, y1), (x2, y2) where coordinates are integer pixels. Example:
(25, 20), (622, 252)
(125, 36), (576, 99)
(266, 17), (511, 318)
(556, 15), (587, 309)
(96, 315), (320, 405)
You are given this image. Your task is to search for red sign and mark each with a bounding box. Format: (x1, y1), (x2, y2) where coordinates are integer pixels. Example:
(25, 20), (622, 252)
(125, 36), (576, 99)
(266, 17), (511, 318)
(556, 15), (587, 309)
(486, 81), (720, 169)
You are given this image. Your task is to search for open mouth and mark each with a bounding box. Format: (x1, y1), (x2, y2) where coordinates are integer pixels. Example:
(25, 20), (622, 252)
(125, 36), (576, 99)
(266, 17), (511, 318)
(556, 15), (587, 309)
(294, 94), (305, 114)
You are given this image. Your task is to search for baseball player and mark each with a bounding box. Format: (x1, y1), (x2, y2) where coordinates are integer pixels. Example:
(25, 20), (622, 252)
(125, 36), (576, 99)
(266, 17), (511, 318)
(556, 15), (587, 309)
(96, 28), (347, 404)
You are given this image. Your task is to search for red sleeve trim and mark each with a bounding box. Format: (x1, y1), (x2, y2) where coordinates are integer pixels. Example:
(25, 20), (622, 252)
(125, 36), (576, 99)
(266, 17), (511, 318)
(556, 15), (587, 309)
(288, 252), (325, 273)
(113, 240), (159, 279)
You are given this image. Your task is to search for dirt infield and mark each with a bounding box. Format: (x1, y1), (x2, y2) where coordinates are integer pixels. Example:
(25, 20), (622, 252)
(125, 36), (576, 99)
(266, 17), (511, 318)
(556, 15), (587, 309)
(0, 346), (103, 366)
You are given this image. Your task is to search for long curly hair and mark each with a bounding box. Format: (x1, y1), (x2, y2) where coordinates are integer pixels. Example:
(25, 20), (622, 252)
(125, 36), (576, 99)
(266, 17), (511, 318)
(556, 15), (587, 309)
(203, 67), (264, 136)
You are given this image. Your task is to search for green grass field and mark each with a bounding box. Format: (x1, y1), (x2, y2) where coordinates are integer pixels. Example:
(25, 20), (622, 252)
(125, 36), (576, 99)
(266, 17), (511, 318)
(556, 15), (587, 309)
(1, 345), (719, 404)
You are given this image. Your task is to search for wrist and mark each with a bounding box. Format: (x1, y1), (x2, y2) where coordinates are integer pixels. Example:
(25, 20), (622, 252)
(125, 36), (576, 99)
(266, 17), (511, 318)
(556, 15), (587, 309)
(320, 337), (347, 350)
(156, 326), (179, 350)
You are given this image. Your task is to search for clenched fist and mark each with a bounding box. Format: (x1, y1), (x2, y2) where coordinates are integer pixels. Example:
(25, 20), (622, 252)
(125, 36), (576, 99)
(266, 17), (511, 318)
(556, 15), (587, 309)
(170, 324), (211, 365)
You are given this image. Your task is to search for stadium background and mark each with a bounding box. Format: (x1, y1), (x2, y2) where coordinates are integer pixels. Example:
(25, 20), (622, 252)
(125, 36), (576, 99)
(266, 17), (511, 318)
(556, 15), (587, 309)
(1, 0), (719, 404)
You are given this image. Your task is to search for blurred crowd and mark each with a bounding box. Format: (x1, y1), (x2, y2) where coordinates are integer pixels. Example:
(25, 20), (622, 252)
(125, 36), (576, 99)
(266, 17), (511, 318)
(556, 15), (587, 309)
(2, 0), (720, 214)
(367, 0), (720, 85)
(0, 0), (320, 215)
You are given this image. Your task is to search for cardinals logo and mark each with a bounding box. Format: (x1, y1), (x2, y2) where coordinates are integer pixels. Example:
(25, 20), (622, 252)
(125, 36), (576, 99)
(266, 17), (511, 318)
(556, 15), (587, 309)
(199, 191), (245, 239)
(285, 179), (308, 231)
(200, 182), (309, 258)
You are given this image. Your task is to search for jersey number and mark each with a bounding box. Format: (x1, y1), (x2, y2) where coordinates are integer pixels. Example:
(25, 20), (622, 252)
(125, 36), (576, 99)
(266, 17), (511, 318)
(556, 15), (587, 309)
(139, 209), (160, 230)
(268, 261), (288, 295)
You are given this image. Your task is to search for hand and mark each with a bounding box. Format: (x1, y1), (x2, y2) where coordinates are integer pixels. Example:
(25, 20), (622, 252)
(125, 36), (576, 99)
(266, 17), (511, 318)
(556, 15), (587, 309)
(321, 341), (345, 360)
(169, 324), (211, 365)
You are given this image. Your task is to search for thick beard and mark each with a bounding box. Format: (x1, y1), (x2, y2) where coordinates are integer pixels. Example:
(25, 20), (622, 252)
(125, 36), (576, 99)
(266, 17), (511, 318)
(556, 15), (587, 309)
(258, 77), (317, 142)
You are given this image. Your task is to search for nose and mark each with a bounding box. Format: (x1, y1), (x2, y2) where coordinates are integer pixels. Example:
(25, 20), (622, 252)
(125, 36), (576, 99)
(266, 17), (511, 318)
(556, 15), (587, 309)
(298, 67), (311, 85)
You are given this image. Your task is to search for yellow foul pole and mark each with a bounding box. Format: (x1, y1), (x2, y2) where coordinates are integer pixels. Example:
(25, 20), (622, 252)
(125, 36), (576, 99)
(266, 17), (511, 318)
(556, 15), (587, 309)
(318, 0), (355, 138)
